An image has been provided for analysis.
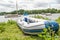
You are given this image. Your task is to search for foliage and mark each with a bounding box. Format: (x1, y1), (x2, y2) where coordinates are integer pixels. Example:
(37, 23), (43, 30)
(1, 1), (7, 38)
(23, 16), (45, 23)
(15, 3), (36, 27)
(18, 9), (24, 14)
(55, 17), (60, 37)
(38, 27), (59, 40)
(0, 20), (42, 40)
(0, 8), (60, 15)
(33, 15), (44, 19)
(55, 17), (60, 24)
(33, 15), (49, 20)
(0, 12), (7, 15)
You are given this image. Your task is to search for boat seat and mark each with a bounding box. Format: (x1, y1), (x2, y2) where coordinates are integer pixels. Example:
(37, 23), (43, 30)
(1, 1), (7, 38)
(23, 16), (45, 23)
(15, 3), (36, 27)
(24, 18), (35, 23)
(24, 18), (28, 22)
(29, 19), (35, 23)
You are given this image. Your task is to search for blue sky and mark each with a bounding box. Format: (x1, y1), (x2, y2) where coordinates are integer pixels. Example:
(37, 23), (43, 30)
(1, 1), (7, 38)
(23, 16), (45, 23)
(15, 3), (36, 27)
(0, 0), (60, 12)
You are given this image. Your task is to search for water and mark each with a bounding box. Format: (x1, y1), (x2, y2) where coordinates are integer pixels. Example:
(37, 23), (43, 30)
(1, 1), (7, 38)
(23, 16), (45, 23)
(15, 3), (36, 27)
(42, 14), (60, 20)
(29, 14), (60, 20)
(0, 14), (60, 22)
(0, 16), (20, 22)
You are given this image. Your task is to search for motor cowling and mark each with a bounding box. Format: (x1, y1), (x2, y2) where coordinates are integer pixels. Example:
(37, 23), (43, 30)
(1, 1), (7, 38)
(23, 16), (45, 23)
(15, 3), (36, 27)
(44, 20), (59, 32)
(49, 20), (59, 32)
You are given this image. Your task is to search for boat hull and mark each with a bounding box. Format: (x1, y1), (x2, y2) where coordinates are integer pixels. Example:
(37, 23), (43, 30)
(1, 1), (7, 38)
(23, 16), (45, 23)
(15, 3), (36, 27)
(22, 29), (43, 34)
(17, 16), (59, 34)
(17, 23), (44, 34)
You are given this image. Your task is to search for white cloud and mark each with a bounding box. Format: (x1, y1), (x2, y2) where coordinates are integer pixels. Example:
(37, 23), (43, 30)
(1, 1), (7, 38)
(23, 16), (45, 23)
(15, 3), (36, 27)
(51, 4), (60, 9)
(0, 0), (60, 12)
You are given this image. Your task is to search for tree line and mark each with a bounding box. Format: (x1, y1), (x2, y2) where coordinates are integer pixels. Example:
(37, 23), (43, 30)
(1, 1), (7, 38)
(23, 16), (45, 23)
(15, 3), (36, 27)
(0, 8), (60, 15)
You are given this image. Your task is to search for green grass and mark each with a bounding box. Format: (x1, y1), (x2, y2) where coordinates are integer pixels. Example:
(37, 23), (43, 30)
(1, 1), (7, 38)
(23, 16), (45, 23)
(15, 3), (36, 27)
(55, 17), (60, 36)
(38, 27), (60, 40)
(0, 20), (41, 40)
(55, 17), (60, 24)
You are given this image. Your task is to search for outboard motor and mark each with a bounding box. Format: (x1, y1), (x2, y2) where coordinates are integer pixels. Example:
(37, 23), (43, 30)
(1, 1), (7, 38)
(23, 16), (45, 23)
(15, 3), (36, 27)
(44, 21), (50, 29)
(44, 20), (59, 32)
(49, 20), (59, 32)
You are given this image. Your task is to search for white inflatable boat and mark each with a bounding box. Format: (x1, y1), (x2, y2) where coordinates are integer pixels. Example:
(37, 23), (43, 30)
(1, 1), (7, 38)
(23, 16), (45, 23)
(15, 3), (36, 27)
(17, 16), (59, 34)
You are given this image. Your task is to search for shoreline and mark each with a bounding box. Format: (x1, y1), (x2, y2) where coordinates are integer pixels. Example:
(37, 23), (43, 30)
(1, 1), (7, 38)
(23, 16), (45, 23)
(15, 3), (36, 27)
(0, 13), (60, 22)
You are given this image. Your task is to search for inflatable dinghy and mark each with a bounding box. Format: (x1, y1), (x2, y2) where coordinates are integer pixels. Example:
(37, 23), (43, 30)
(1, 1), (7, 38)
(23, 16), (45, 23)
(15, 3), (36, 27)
(17, 16), (59, 34)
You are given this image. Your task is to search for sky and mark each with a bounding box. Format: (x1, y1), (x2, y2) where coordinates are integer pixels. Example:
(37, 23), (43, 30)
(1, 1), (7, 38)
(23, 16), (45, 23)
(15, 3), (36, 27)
(0, 0), (60, 12)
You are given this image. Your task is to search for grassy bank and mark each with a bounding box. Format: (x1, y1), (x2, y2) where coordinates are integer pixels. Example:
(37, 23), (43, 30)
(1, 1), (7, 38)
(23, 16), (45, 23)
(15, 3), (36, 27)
(0, 20), (41, 40)
(0, 16), (60, 40)
(56, 17), (60, 24)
